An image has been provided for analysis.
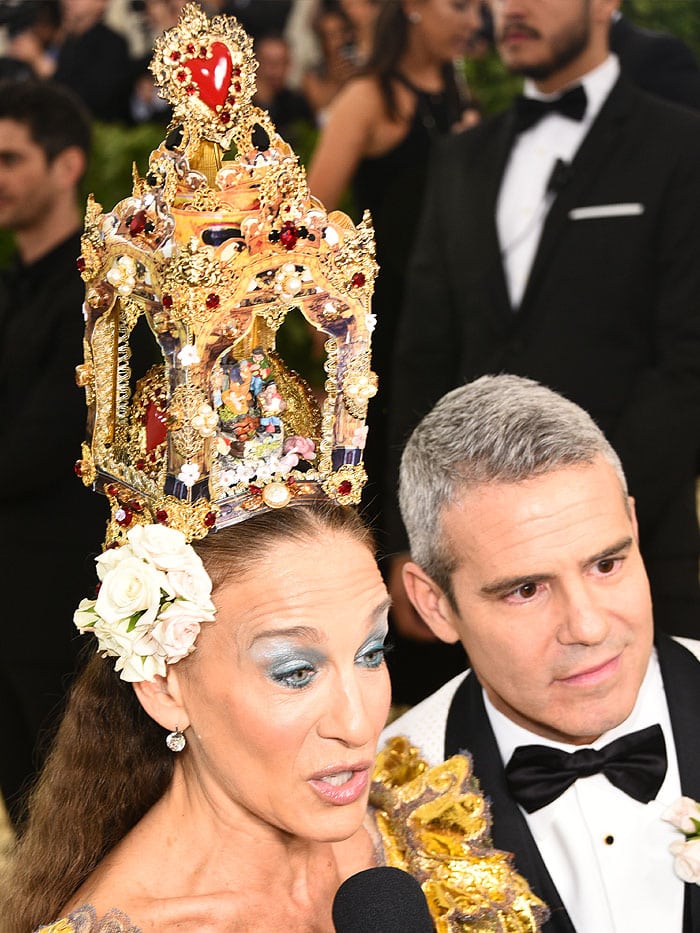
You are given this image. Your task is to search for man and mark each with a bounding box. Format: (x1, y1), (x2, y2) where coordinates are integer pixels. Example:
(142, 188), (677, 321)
(388, 0), (700, 650)
(53, 0), (131, 122)
(383, 374), (700, 933)
(0, 80), (106, 826)
(611, 12), (700, 110)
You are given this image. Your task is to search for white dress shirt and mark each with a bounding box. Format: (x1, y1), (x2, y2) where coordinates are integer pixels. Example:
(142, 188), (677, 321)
(497, 55), (620, 309)
(485, 649), (684, 932)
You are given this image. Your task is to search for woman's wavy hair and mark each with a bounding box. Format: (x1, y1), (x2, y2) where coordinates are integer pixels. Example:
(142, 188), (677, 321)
(362, 0), (464, 121)
(2, 504), (372, 932)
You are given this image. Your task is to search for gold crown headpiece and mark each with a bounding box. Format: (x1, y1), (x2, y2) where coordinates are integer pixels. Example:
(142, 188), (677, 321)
(75, 4), (378, 543)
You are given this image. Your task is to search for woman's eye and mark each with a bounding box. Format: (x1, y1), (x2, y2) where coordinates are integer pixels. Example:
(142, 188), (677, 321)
(357, 644), (387, 669)
(272, 665), (316, 689)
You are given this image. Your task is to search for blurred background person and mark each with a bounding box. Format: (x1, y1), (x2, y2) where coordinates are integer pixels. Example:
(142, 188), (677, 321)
(337, 0), (379, 67)
(53, 0), (132, 122)
(253, 31), (314, 147)
(0, 79), (107, 830)
(302, 2), (357, 124)
(307, 0), (481, 565)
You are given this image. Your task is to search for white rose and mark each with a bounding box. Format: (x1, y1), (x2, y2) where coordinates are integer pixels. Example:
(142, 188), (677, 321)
(671, 837), (700, 884)
(95, 543), (134, 581)
(73, 598), (97, 632)
(166, 560), (214, 609)
(116, 651), (168, 683)
(151, 600), (211, 662)
(127, 524), (192, 572)
(663, 797), (700, 834)
(91, 616), (144, 660)
(94, 556), (167, 628)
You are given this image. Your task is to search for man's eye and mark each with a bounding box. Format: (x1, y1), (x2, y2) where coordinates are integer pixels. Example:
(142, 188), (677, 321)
(596, 557), (619, 574)
(516, 582), (538, 599)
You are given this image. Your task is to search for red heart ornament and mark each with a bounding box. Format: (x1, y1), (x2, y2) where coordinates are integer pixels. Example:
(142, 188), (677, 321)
(183, 42), (232, 112)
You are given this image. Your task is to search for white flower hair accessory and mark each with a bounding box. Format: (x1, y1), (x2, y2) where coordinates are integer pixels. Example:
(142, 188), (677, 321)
(74, 524), (216, 682)
(663, 796), (700, 884)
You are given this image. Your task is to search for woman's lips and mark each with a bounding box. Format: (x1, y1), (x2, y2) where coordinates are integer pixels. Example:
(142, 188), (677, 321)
(558, 654), (621, 687)
(308, 765), (371, 805)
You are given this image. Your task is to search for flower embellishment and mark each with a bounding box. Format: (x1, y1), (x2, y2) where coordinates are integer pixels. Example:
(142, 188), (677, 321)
(663, 796), (700, 884)
(73, 524), (216, 682)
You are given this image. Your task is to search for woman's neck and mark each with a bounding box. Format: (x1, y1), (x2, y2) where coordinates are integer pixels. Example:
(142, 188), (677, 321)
(398, 35), (446, 93)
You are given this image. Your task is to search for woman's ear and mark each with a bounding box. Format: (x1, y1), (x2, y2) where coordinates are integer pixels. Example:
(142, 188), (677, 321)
(401, 561), (461, 644)
(133, 667), (191, 733)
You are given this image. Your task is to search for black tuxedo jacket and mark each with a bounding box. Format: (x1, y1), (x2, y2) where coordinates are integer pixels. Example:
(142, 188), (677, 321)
(442, 635), (700, 932)
(611, 15), (700, 111)
(389, 77), (700, 626)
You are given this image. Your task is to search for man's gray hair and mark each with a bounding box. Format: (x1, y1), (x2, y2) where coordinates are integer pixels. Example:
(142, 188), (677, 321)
(399, 375), (627, 600)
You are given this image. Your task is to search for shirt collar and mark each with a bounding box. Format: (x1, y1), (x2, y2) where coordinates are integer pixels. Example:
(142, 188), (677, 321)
(523, 53), (620, 124)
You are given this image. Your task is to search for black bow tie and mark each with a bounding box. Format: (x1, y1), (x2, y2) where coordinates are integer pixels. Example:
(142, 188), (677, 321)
(505, 723), (667, 813)
(513, 84), (587, 134)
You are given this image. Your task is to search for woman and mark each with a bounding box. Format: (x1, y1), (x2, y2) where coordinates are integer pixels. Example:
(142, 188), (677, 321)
(307, 0), (482, 704)
(5, 506), (392, 930)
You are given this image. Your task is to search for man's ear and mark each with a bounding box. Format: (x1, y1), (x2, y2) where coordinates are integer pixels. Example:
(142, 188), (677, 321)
(50, 145), (86, 190)
(401, 561), (461, 644)
(628, 495), (639, 541)
(133, 667), (191, 733)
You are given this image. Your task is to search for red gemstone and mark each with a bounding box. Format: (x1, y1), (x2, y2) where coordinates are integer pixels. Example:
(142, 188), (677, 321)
(279, 221), (298, 251)
(129, 500), (144, 513)
(186, 85), (196, 95)
(204, 511), (216, 527)
(234, 81), (241, 93)
(233, 67), (241, 76)
(74, 460), (84, 477)
(76, 256), (86, 272)
(351, 272), (366, 288)
(115, 507), (133, 527)
(106, 484), (120, 497)
(162, 293), (173, 309)
(135, 458), (146, 470)
(219, 110), (231, 124)
(176, 69), (188, 83)
(205, 293), (220, 309)
(249, 484), (262, 495)
(186, 43), (195, 53)
(128, 209), (148, 236)
(156, 509), (169, 524)
(170, 50), (180, 61)
(199, 46), (207, 57)
(182, 41), (233, 112)
(337, 480), (352, 495)
(286, 475), (296, 486)
(227, 94), (237, 104)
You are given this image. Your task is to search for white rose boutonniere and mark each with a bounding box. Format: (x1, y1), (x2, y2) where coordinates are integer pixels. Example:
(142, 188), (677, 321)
(663, 797), (700, 884)
(73, 524), (216, 682)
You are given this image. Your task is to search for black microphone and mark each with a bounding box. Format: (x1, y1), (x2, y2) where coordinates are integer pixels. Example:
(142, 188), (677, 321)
(332, 866), (434, 932)
(547, 158), (574, 195)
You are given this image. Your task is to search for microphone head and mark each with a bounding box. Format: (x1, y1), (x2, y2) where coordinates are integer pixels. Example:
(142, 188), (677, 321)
(332, 866), (434, 932)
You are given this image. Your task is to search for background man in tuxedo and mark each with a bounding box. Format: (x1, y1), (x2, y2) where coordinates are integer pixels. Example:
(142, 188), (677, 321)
(0, 79), (106, 826)
(386, 0), (700, 699)
(610, 11), (700, 110)
(384, 374), (700, 933)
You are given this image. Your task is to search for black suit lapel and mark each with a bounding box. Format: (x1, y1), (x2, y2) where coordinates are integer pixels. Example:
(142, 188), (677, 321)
(468, 113), (519, 321)
(518, 76), (636, 317)
(656, 635), (700, 933)
(445, 674), (576, 932)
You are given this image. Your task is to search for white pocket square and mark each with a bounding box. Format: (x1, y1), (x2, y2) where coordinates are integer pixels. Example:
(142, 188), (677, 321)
(569, 203), (644, 220)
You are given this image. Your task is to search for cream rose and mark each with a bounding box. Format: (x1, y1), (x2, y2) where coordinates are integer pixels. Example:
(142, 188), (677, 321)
(127, 524), (192, 572)
(94, 556), (167, 627)
(166, 561), (215, 609)
(670, 838), (700, 884)
(116, 651), (168, 682)
(664, 797), (700, 835)
(151, 600), (211, 662)
(73, 598), (97, 632)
